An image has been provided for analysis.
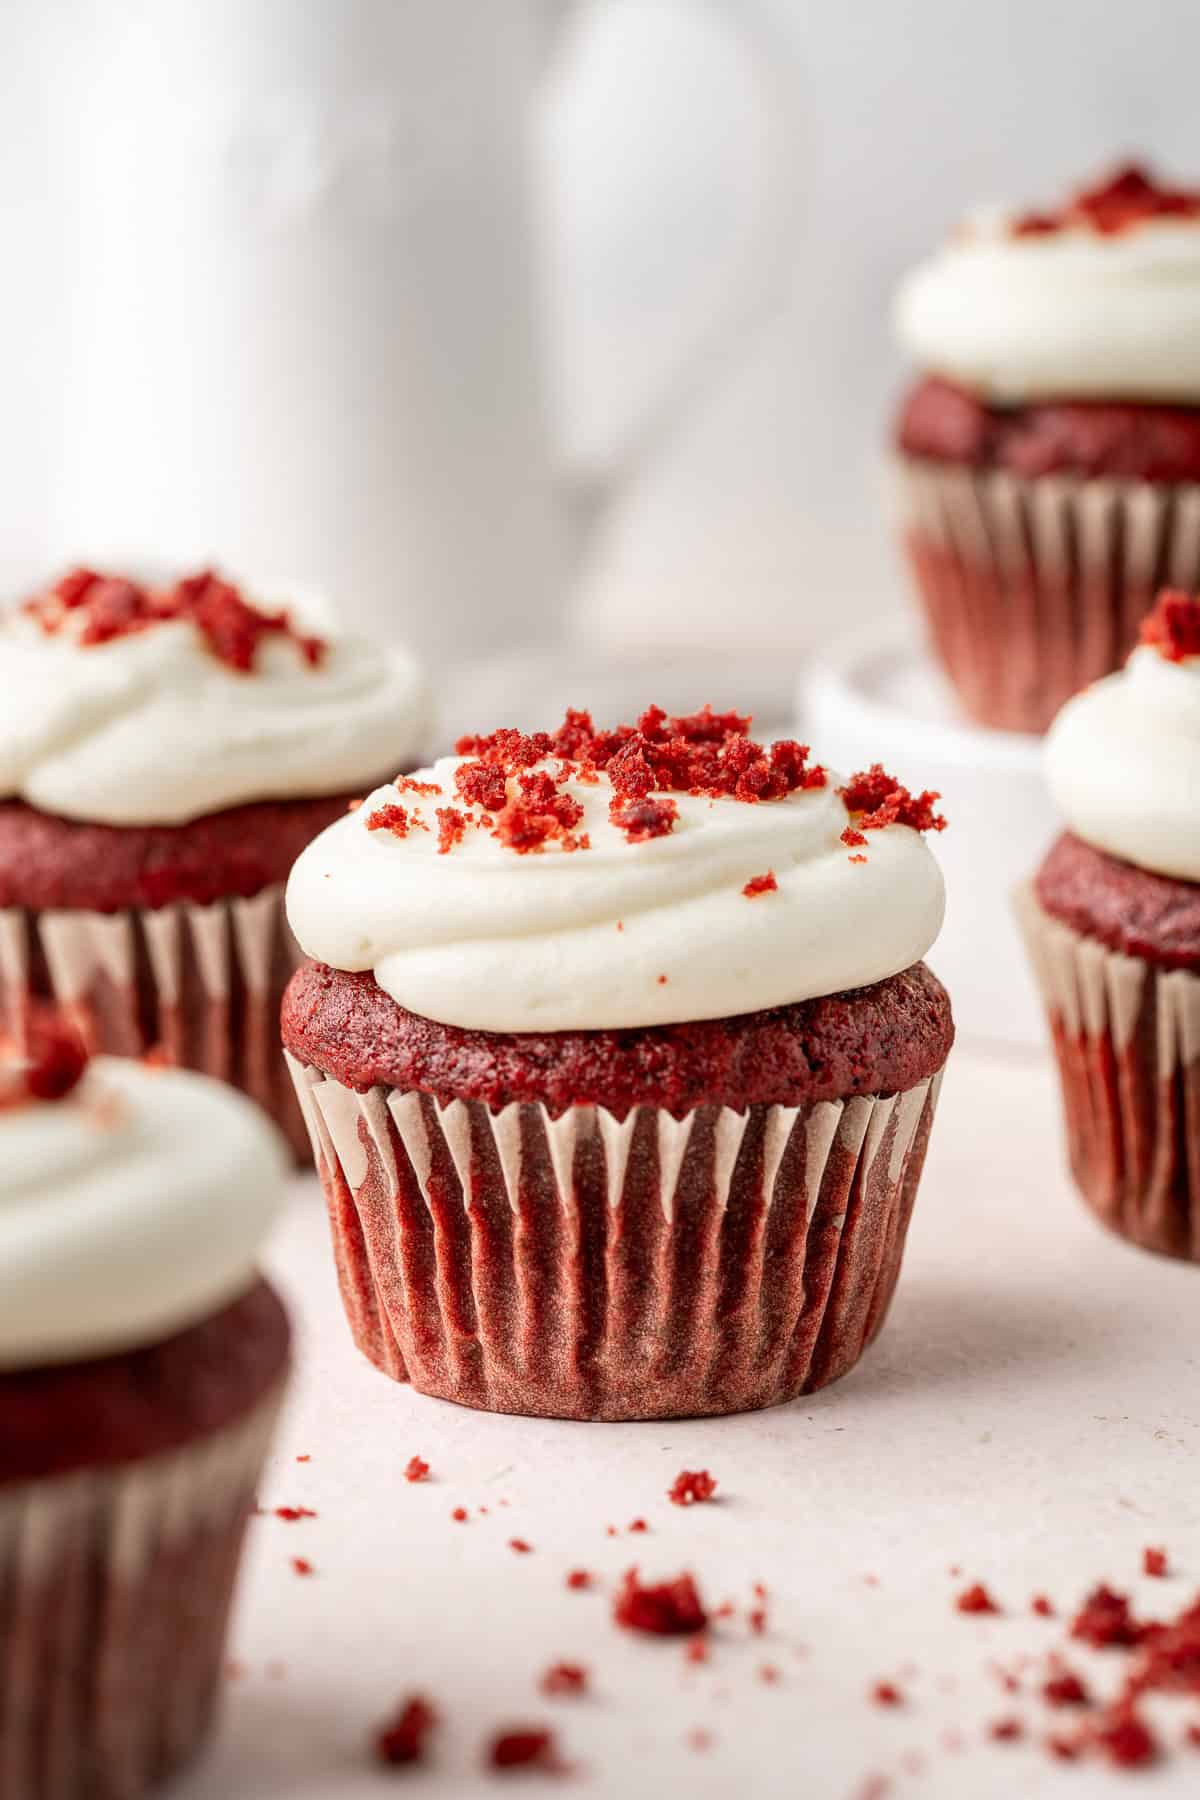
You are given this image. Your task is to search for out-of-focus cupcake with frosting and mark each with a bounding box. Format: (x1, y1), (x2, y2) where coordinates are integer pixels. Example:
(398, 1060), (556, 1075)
(893, 163), (1200, 734)
(0, 566), (428, 1157)
(1017, 589), (1200, 1258)
(282, 706), (953, 1421)
(0, 1009), (291, 1799)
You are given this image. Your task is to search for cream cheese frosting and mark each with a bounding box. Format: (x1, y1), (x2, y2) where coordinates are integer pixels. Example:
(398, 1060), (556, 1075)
(286, 752), (947, 1032)
(895, 215), (1200, 405)
(1045, 646), (1200, 882)
(0, 1057), (288, 1370)
(0, 579), (429, 826)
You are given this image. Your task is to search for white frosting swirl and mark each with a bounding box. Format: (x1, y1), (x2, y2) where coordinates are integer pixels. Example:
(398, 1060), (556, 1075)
(0, 594), (429, 826)
(0, 1058), (289, 1370)
(286, 755), (947, 1032)
(895, 215), (1200, 402)
(1044, 647), (1200, 880)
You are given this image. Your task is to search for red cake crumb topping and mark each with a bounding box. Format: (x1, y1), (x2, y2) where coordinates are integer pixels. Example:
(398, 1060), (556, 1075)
(610, 794), (679, 843)
(871, 1682), (903, 1707)
(957, 1584), (1000, 1616)
(742, 872), (777, 899)
(291, 1558), (314, 1577)
(0, 1008), (89, 1108)
(451, 1507), (468, 1523)
(274, 1506), (317, 1522)
(509, 1538), (533, 1555)
(404, 1456), (430, 1484)
(839, 766), (946, 836)
(366, 803), (416, 839)
(1042, 1666), (1090, 1708)
(1032, 1595), (1055, 1618)
(748, 1581), (769, 1636)
(685, 1638), (710, 1666)
(487, 1729), (561, 1772)
(668, 1470), (718, 1507)
(24, 566), (326, 672)
(989, 1717), (1024, 1742)
(1145, 1547), (1170, 1579)
(540, 1663), (588, 1698)
(627, 1519), (649, 1534)
(1011, 163), (1200, 238)
(435, 808), (470, 855)
(1071, 1585), (1145, 1650)
(375, 1696), (438, 1767)
(1094, 1705), (1160, 1768)
(565, 1570), (594, 1591)
(614, 1569), (708, 1637)
(1140, 589), (1200, 662)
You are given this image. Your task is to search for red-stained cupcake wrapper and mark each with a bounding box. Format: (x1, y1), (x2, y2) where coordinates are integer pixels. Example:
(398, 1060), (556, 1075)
(0, 1382), (283, 1800)
(1016, 886), (1200, 1259)
(0, 888), (307, 1160)
(892, 455), (1200, 734)
(285, 1054), (945, 1421)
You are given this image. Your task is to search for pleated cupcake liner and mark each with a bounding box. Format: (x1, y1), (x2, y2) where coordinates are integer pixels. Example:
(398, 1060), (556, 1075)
(0, 1382), (284, 1800)
(0, 887), (307, 1161)
(286, 1053), (945, 1421)
(892, 455), (1200, 734)
(1016, 885), (1200, 1260)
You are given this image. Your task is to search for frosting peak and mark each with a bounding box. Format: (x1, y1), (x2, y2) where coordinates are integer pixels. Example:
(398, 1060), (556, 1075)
(287, 709), (948, 1033)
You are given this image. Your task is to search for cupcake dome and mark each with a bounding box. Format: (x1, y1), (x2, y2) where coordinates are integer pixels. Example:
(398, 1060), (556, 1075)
(892, 165), (1200, 732)
(284, 708), (953, 1420)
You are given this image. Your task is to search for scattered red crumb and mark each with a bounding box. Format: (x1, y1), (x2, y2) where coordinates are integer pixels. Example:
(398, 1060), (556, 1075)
(669, 1470), (718, 1507)
(291, 1558), (314, 1577)
(0, 1007), (90, 1110)
(540, 1663), (588, 1698)
(839, 765), (946, 836)
(1047, 1732), (1082, 1761)
(395, 777), (442, 798)
(687, 1729), (714, 1754)
(404, 1456), (430, 1483)
(871, 1682), (903, 1707)
(714, 1602), (736, 1621)
(748, 1581), (769, 1636)
(435, 807), (470, 855)
(841, 826), (868, 848)
(759, 1664), (781, 1686)
(684, 1638), (710, 1666)
(451, 1508), (468, 1523)
(274, 1506), (317, 1522)
(848, 854), (868, 865)
(366, 802), (415, 839)
(605, 1526), (618, 1539)
(509, 1538), (533, 1555)
(1144, 1547), (1170, 1578)
(566, 1570), (594, 1591)
(296, 1454), (311, 1463)
(956, 1583), (1000, 1616)
(487, 1729), (561, 1772)
(613, 1568), (708, 1637)
(1010, 164), (1200, 239)
(1094, 1704), (1160, 1768)
(742, 871), (777, 899)
(1140, 589), (1200, 662)
(863, 1574), (880, 1588)
(375, 1695), (438, 1768)
(656, 975), (668, 985)
(1071, 1584), (1144, 1649)
(1032, 1594), (1055, 1618)
(610, 794), (679, 843)
(989, 1717), (1024, 1742)
(25, 566), (326, 672)
(627, 1519), (649, 1535)
(1042, 1666), (1090, 1709)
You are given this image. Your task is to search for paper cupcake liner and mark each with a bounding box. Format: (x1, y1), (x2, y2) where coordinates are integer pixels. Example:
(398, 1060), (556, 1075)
(892, 456), (1200, 733)
(1016, 886), (1200, 1260)
(0, 887), (307, 1160)
(285, 1054), (945, 1420)
(0, 1382), (283, 1800)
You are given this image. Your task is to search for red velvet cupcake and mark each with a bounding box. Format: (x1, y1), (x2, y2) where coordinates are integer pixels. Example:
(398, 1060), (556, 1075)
(0, 567), (428, 1158)
(1018, 591), (1200, 1257)
(893, 164), (1200, 733)
(283, 709), (954, 1420)
(0, 1014), (291, 1798)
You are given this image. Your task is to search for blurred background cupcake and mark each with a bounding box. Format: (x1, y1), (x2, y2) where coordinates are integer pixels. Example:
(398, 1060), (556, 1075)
(0, 566), (428, 1157)
(893, 163), (1200, 734)
(1017, 589), (1200, 1258)
(282, 708), (952, 1421)
(0, 1010), (290, 1799)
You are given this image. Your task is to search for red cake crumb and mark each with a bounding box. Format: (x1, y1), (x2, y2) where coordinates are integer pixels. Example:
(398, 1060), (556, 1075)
(759, 1664), (781, 1685)
(540, 1663), (588, 1698)
(1047, 1732), (1082, 1761)
(1, 1007), (89, 1108)
(487, 1729), (561, 1772)
(25, 566), (326, 672)
(685, 1638), (710, 1666)
(841, 826), (868, 848)
(848, 853), (868, 865)
(296, 1455), (311, 1462)
(1071, 1585), (1145, 1649)
(375, 1696), (438, 1767)
(748, 1581), (769, 1636)
(366, 803), (416, 838)
(435, 808), (470, 855)
(627, 1519), (649, 1534)
(291, 1557), (314, 1577)
(839, 766), (946, 836)
(871, 1682), (903, 1707)
(274, 1506), (317, 1522)
(1144, 1547), (1170, 1579)
(687, 1729), (714, 1754)
(1093, 1704), (1160, 1768)
(404, 1456), (430, 1484)
(956, 1584), (999, 1616)
(742, 872), (777, 899)
(451, 1507), (468, 1523)
(614, 1568), (707, 1637)
(610, 795), (679, 843)
(565, 1570), (594, 1591)
(1010, 162), (1200, 238)
(989, 1718), (1023, 1742)
(668, 1470), (718, 1507)
(396, 777), (442, 798)
(1140, 589), (1200, 663)
(1042, 1666), (1090, 1708)
(509, 1538), (533, 1555)
(1032, 1595), (1055, 1618)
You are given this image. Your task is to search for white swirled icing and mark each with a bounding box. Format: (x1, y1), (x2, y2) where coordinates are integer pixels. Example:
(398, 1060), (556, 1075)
(0, 591), (429, 826)
(0, 1059), (289, 1370)
(895, 214), (1200, 403)
(1045, 647), (1200, 881)
(286, 754), (947, 1032)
